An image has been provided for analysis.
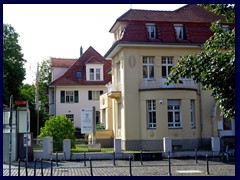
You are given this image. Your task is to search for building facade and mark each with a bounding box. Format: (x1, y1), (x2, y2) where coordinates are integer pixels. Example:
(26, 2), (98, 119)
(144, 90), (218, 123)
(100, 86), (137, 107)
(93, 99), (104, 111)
(49, 46), (111, 128)
(100, 4), (235, 150)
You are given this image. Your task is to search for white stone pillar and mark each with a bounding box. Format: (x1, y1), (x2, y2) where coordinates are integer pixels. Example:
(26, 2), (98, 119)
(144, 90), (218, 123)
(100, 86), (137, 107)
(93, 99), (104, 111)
(163, 137), (172, 153)
(114, 139), (121, 154)
(211, 137), (220, 152)
(63, 139), (71, 160)
(43, 137), (53, 159)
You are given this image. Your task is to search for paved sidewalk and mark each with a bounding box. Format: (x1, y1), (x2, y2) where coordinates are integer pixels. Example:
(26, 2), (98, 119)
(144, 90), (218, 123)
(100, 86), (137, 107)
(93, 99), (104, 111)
(3, 158), (235, 176)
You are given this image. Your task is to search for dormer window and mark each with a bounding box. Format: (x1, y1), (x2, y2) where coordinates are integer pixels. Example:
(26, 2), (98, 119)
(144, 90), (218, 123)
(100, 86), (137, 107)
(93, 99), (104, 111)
(174, 24), (184, 40)
(86, 64), (103, 81)
(146, 23), (156, 39)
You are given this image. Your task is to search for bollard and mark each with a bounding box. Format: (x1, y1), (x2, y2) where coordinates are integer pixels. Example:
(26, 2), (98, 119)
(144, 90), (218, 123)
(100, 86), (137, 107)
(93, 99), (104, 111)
(129, 156), (132, 176)
(34, 159), (36, 176)
(206, 155), (209, 175)
(168, 155), (172, 176)
(195, 149), (198, 163)
(50, 158), (53, 176)
(89, 157), (93, 176)
(64, 152), (66, 161)
(56, 152), (59, 167)
(25, 159), (28, 176)
(84, 152), (86, 166)
(18, 159), (21, 176)
(41, 159), (44, 176)
(113, 151), (116, 166)
(140, 149), (143, 165)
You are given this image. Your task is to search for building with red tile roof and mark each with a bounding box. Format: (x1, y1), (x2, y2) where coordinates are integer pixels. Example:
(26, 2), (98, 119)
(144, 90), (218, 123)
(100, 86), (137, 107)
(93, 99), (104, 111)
(100, 4), (235, 151)
(49, 46), (111, 128)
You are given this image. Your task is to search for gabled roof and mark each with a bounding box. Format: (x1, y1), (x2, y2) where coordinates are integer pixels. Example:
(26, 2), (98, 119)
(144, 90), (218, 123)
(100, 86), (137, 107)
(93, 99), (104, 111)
(50, 58), (77, 68)
(49, 46), (111, 86)
(85, 56), (104, 64)
(110, 4), (227, 32)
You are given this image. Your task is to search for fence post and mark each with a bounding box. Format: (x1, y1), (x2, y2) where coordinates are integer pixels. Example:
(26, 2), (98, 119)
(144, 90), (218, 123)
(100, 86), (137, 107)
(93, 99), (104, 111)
(34, 159), (36, 176)
(18, 159), (21, 176)
(89, 157), (93, 176)
(168, 155), (172, 176)
(25, 159), (28, 176)
(195, 149), (198, 163)
(84, 152), (86, 166)
(41, 158), (43, 176)
(56, 152), (59, 167)
(129, 156), (132, 176)
(206, 155), (209, 175)
(140, 149), (143, 165)
(113, 151), (116, 166)
(50, 158), (53, 176)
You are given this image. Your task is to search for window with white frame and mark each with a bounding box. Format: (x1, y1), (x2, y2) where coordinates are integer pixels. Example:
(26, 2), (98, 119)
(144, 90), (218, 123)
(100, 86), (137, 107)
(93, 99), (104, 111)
(162, 57), (173, 78)
(143, 56), (155, 79)
(191, 100), (196, 128)
(174, 24), (184, 40)
(88, 90), (104, 100)
(147, 100), (156, 129)
(66, 114), (74, 121)
(146, 23), (156, 39)
(89, 68), (101, 81)
(60, 90), (79, 103)
(168, 100), (181, 128)
(87, 65), (103, 81)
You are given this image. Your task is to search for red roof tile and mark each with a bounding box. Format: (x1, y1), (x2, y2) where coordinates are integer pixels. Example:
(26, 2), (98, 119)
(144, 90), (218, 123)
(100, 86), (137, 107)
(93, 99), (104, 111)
(108, 4), (234, 46)
(85, 56), (104, 64)
(113, 4), (227, 26)
(50, 58), (77, 67)
(50, 46), (111, 86)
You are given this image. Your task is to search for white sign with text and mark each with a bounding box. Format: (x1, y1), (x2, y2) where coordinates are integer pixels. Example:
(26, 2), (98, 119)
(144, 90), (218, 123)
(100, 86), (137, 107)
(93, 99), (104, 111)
(81, 108), (93, 134)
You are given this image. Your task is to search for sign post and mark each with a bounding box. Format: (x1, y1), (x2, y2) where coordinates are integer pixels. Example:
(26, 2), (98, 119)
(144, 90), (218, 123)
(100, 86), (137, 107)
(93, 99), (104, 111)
(92, 106), (96, 144)
(8, 95), (13, 176)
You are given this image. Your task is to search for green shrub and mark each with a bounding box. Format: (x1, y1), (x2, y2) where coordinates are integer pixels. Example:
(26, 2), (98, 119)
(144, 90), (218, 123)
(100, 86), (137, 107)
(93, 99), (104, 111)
(39, 115), (76, 151)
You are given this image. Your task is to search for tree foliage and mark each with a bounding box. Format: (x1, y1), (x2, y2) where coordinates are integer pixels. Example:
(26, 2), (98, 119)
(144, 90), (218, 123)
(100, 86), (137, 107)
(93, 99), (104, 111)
(3, 24), (26, 105)
(199, 4), (235, 23)
(167, 5), (235, 119)
(18, 84), (38, 137)
(37, 58), (51, 119)
(39, 115), (76, 144)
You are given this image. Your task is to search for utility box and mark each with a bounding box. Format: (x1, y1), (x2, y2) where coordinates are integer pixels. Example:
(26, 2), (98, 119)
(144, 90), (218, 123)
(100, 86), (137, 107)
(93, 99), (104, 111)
(18, 133), (34, 160)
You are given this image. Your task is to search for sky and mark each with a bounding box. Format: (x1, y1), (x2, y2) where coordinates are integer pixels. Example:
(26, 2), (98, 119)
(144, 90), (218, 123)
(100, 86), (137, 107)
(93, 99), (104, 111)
(3, 4), (186, 84)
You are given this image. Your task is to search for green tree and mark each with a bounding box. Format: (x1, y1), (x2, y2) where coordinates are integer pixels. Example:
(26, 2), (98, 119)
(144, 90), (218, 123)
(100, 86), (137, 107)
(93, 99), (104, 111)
(199, 4), (235, 23)
(3, 24), (26, 105)
(18, 84), (38, 137)
(167, 5), (235, 119)
(37, 58), (51, 121)
(39, 115), (76, 150)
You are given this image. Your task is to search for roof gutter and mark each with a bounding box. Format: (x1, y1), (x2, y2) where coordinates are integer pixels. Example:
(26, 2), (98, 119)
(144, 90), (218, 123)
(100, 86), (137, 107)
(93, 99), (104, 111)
(104, 41), (203, 59)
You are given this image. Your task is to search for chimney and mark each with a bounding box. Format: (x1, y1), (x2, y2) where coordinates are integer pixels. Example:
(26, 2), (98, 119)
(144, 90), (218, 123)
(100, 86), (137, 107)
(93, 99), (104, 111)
(80, 46), (83, 56)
